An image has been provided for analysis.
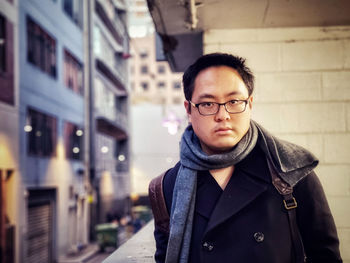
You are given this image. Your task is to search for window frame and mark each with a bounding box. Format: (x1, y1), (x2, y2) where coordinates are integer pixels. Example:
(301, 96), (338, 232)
(0, 14), (6, 73)
(26, 16), (57, 78)
(63, 48), (84, 95)
(26, 108), (57, 157)
(64, 121), (84, 161)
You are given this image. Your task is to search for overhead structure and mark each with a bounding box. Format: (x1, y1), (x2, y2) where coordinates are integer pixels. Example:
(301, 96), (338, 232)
(147, 0), (350, 72)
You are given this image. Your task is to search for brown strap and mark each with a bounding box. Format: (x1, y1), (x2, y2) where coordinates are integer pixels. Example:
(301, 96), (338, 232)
(148, 171), (170, 234)
(267, 159), (306, 262)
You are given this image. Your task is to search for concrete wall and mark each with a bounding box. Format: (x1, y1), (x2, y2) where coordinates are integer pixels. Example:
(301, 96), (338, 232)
(205, 26), (350, 261)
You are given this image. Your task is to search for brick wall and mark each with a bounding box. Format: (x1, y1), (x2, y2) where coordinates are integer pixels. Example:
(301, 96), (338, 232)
(205, 26), (350, 261)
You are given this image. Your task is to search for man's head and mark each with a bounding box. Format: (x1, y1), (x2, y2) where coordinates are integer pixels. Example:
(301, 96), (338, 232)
(183, 53), (255, 155)
(183, 53), (254, 102)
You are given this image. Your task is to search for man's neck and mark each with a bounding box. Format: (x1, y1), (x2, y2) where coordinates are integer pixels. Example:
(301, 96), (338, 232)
(209, 165), (235, 190)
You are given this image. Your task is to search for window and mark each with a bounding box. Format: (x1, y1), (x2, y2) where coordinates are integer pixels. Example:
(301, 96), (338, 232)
(115, 139), (128, 172)
(173, 81), (181, 90)
(63, 0), (83, 27)
(139, 50), (148, 59)
(157, 65), (165, 74)
(0, 14), (14, 105)
(26, 108), (57, 157)
(27, 16), (57, 78)
(140, 65), (148, 74)
(141, 82), (148, 91)
(157, 82), (166, 88)
(64, 122), (83, 160)
(64, 49), (83, 95)
(0, 14), (6, 73)
(173, 97), (182, 104)
(115, 95), (127, 112)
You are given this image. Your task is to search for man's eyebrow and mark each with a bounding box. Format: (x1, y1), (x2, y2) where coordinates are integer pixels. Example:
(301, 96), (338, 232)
(197, 91), (242, 100)
(197, 94), (216, 100)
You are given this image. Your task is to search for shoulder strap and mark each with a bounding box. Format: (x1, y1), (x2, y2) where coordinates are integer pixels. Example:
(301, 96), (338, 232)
(267, 159), (306, 263)
(148, 171), (170, 234)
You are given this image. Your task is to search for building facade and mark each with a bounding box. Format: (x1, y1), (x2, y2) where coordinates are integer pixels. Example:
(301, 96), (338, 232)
(0, 0), (131, 262)
(0, 0), (18, 262)
(87, 0), (131, 226)
(18, 0), (88, 262)
(130, 34), (184, 106)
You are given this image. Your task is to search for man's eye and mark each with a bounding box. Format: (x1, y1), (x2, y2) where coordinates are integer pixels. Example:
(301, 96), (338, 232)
(201, 102), (214, 107)
(228, 100), (239, 105)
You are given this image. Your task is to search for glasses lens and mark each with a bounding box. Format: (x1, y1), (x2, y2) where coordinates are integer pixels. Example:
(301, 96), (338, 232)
(198, 102), (219, 115)
(226, 100), (246, 113)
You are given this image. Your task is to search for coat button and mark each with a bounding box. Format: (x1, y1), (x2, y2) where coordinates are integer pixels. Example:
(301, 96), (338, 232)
(202, 241), (214, 251)
(254, 232), (264, 243)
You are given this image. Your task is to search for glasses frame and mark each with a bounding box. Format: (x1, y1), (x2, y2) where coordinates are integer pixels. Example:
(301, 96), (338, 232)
(189, 98), (250, 116)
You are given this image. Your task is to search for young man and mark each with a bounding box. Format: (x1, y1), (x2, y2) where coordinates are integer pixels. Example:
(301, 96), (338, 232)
(150, 53), (342, 263)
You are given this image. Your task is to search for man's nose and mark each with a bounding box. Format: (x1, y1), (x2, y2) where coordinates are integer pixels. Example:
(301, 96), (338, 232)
(215, 104), (230, 121)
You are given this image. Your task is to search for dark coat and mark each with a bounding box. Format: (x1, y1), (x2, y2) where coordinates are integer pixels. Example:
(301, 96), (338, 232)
(153, 145), (342, 263)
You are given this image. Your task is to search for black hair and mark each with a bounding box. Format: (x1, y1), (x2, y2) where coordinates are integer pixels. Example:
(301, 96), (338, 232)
(182, 53), (255, 101)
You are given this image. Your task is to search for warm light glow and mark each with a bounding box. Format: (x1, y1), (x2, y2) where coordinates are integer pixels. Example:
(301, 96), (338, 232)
(24, 125), (32, 132)
(72, 147), (80, 154)
(35, 131), (42, 137)
(130, 193), (139, 202)
(101, 146), (109, 153)
(100, 171), (114, 196)
(76, 130), (83, 136)
(118, 154), (125, 162)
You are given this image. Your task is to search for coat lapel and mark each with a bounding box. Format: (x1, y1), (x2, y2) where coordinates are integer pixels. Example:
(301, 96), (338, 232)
(205, 169), (268, 233)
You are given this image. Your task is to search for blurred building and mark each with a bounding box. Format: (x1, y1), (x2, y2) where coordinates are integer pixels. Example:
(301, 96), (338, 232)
(0, 0), (18, 262)
(148, 0), (350, 260)
(127, 0), (186, 200)
(86, 0), (131, 228)
(0, 0), (131, 262)
(17, 0), (88, 262)
(128, 0), (154, 38)
(130, 34), (184, 105)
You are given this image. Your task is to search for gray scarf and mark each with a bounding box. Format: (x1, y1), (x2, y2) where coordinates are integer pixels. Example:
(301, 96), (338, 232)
(165, 120), (318, 263)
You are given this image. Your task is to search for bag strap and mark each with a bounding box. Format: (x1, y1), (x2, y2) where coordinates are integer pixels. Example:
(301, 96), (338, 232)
(267, 159), (306, 263)
(148, 171), (170, 234)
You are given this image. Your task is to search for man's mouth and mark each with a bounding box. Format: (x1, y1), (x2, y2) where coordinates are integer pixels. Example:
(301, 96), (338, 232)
(215, 127), (233, 133)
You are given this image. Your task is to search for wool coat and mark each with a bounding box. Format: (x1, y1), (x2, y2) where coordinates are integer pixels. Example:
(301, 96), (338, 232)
(153, 145), (342, 263)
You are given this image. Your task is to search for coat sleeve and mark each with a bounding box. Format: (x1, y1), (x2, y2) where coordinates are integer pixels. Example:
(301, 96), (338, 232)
(294, 171), (342, 262)
(154, 226), (169, 263)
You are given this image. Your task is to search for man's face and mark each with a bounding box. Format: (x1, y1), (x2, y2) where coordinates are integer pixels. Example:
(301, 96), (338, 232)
(184, 66), (253, 155)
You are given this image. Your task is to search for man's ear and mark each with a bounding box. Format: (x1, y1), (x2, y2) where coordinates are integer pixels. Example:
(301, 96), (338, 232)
(248, 95), (253, 109)
(184, 100), (192, 122)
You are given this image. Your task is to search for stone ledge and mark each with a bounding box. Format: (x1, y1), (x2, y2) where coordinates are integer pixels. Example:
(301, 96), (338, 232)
(103, 221), (155, 263)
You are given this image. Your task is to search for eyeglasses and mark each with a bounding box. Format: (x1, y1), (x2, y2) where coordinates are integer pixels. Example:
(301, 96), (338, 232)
(189, 98), (250, 116)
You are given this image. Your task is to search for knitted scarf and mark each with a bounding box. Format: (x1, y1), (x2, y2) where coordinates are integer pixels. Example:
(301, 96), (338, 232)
(165, 120), (318, 263)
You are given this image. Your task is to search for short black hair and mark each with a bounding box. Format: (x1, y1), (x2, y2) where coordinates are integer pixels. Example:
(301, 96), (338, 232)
(182, 53), (255, 101)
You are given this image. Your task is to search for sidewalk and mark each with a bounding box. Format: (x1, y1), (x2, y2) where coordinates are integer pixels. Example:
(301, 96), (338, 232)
(58, 244), (100, 263)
